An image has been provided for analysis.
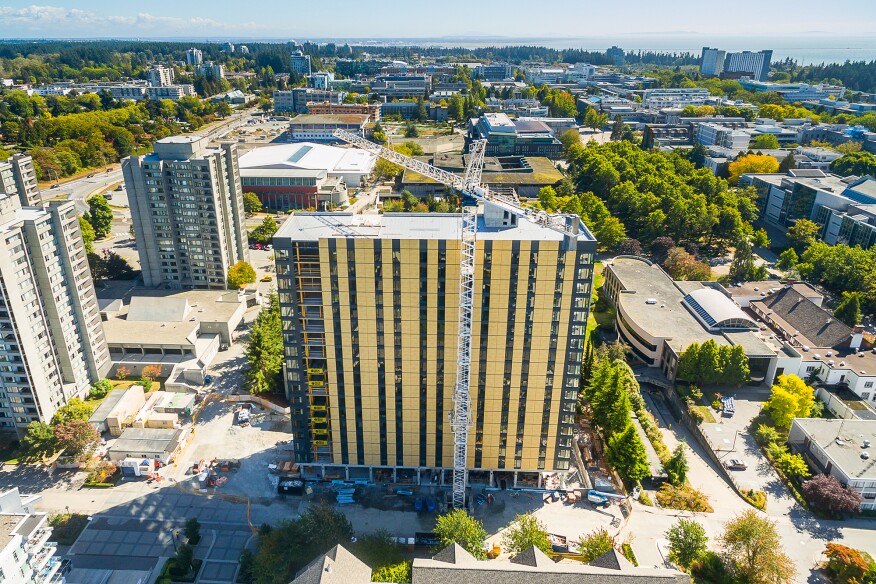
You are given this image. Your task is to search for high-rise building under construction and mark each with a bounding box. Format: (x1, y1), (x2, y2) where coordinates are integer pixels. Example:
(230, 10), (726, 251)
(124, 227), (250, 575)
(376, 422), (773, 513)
(274, 209), (596, 486)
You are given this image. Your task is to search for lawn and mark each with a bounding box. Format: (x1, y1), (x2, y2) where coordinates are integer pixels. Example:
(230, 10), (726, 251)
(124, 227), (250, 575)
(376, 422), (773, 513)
(0, 442), (22, 465)
(692, 405), (717, 424)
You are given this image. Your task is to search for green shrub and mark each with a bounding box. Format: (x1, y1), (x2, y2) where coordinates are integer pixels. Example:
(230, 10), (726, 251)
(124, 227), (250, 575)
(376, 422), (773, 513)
(741, 489), (767, 511)
(638, 491), (653, 506)
(655, 484), (713, 513)
(711, 399), (722, 411)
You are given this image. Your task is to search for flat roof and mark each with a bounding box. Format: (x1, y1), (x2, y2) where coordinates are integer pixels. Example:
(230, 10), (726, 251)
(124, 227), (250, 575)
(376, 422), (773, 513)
(402, 155), (562, 186)
(275, 211), (592, 243)
(156, 135), (203, 144)
(792, 418), (876, 480)
(238, 142), (375, 175)
(728, 281), (822, 300)
(101, 290), (243, 347)
(108, 428), (183, 455)
(88, 387), (132, 423)
(288, 113), (368, 125)
(608, 257), (727, 352)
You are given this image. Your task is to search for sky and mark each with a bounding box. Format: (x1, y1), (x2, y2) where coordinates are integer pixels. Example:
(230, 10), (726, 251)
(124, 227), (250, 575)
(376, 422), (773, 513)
(0, 0), (874, 40)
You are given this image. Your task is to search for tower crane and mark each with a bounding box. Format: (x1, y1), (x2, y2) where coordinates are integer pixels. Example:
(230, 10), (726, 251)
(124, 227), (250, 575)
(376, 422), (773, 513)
(332, 129), (581, 509)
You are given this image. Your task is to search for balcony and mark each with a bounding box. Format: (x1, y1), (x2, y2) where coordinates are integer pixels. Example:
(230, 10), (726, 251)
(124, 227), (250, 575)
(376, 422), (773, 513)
(24, 526), (52, 553)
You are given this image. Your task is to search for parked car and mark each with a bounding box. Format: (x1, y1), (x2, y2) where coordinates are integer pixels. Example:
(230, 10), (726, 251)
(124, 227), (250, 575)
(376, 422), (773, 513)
(725, 459), (747, 470)
(50, 184), (60, 189)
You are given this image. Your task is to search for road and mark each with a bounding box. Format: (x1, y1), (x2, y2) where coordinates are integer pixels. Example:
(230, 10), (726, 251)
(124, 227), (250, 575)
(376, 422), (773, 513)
(623, 390), (875, 582)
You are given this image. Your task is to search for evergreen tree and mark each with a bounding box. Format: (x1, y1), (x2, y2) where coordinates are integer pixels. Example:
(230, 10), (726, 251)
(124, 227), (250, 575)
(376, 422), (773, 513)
(606, 425), (650, 484)
(778, 152), (797, 172)
(724, 345), (751, 387)
(698, 340), (721, 385)
(610, 115), (625, 141)
(244, 293), (284, 394)
(676, 342), (701, 382)
(834, 292), (862, 326)
(664, 443), (689, 487)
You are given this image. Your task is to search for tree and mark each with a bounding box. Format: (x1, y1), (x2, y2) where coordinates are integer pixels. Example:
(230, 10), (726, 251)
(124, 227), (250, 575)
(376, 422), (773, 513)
(172, 543), (194, 577)
(21, 422), (57, 460)
(665, 518), (708, 569)
(501, 513), (552, 556)
(824, 543), (876, 584)
(434, 509), (488, 560)
(115, 365), (130, 381)
(729, 236), (767, 282)
(774, 452), (811, 479)
(404, 124), (419, 138)
(651, 237), (676, 263)
(765, 374), (815, 429)
(577, 528), (614, 562)
(51, 398), (93, 426)
(141, 364), (162, 382)
(249, 216), (278, 244)
(754, 423), (780, 446)
(243, 192), (263, 214)
(53, 420), (100, 461)
(664, 443), (688, 487)
(663, 248), (711, 281)
(720, 510), (795, 584)
(830, 151), (876, 177)
(87, 195), (114, 238)
(723, 345), (750, 387)
(778, 151), (797, 173)
(78, 216), (96, 253)
(244, 293), (284, 394)
(594, 216), (627, 252)
(775, 248), (798, 270)
(752, 228), (770, 248)
(215, 102), (232, 118)
(184, 517), (201, 544)
(610, 115), (626, 141)
(590, 366), (633, 437)
(750, 134), (780, 150)
(227, 261), (256, 290)
(616, 238), (642, 256)
(89, 378), (112, 400)
(728, 154), (780, 184)
(371, 563), (412, 583)
(802, 474), (863, 514)
(559, 129), (581, 154)
(834, 292), (862, 326)
(786, 218), (820, 253)
(606, 424), (651, 484)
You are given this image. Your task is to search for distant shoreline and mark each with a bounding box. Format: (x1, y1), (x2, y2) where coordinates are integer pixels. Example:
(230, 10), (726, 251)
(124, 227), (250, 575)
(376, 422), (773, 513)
(2, 36), (876, 65)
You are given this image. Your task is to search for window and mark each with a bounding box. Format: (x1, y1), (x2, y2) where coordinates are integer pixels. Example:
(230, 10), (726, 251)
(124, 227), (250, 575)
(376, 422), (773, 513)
(865, 382), (873, 388)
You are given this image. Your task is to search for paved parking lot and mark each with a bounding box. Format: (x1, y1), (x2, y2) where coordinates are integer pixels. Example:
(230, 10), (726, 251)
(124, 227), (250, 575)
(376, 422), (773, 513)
(698, 392), (781, 493)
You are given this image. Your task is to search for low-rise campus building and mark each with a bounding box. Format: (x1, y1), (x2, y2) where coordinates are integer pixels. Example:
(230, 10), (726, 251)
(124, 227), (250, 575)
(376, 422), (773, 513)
(788, 418), (876, 510)
(238, 142), (376, 210)
(288, 543), (690, 583)
(287, 114), (369, 141)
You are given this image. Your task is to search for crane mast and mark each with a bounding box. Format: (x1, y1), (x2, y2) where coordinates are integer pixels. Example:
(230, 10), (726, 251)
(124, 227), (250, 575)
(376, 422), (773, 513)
(332, 129), (579, 509)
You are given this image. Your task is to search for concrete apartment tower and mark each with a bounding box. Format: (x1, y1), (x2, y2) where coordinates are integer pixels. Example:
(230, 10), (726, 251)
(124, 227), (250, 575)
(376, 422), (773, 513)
(274, 210), (596, 487)
(0, 193), (111, 436)
(0, 154), (42, 207)
(123, 135), (249, 290)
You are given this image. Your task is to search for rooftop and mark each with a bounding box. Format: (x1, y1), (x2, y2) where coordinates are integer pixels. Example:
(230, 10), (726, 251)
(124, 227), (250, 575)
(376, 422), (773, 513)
(607, 257), (726, 352)
(0, 514), (21, 550)
(728, 281), (823, 301)
(108, 428), (184, 455)
(683, 287), (757, 330)
(100, 289), (244, 347)
(156, 135), (202, 144)
(275, 211), (593, 243)
(791, 418), (876, 480)
(238, 142), (376, 175)
(288, 113), (369, 126)
(402, 154), (562, 186)
(751, 287), (851, 349)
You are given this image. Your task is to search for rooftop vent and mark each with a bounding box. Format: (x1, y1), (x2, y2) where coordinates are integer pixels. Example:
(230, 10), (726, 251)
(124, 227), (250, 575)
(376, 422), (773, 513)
(829, 360), (835, 366)
(840, 361), (846, 366)
(861, 371), (867, 374)
(827, 351), (833, 357)
(827, 318), (833, 324)
(802, 346), (810, 352)
(814, 354), (821, 358)
(865, 439), (871, 448)
(863, 452), (871, 460)
(646, 298), (657, 305)
(754, 287), (760, 291)
(836, 438), (846, 446)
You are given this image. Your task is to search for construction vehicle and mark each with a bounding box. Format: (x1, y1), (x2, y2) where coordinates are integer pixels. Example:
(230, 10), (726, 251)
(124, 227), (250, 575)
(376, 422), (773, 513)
(333, 129), (584, 509)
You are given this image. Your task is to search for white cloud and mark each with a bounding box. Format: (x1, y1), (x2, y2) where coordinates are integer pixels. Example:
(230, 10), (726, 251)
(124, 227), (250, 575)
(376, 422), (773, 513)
(0, 4), (265, 33)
